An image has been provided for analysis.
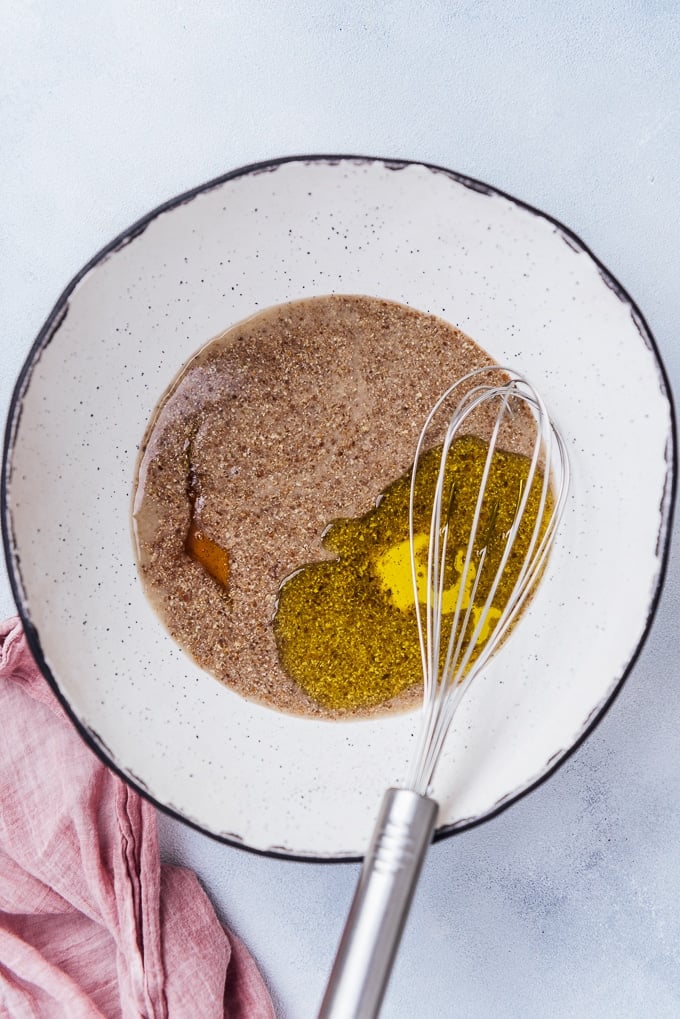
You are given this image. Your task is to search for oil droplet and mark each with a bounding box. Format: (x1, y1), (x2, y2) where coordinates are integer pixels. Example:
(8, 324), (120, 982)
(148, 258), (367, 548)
(273, 435), (551, 713)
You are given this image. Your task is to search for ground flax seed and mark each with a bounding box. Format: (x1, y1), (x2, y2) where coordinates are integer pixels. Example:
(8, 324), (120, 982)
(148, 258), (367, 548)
(133, 295), (534, 718)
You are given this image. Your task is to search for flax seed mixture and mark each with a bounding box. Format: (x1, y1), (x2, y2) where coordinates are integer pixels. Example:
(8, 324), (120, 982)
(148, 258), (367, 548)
(132, 295), (535, 718)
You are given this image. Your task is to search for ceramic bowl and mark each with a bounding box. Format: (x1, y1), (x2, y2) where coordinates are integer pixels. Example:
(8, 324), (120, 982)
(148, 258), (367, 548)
(2, 156), (675, 858)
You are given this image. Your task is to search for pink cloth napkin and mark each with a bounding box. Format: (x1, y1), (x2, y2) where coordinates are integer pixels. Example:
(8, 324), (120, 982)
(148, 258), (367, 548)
(0, 617), (276, 1019)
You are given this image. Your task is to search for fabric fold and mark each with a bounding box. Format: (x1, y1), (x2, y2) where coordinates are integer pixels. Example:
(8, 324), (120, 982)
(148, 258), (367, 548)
(0, 617), (275, 1019)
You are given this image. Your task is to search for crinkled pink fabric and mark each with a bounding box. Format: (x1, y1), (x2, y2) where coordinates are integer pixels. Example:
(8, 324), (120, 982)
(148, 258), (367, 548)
(0, 617), (276, 1019)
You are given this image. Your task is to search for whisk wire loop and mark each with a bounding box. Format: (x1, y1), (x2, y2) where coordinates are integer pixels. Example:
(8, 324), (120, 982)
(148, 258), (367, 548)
(407, 367), (569, 795)
(440, 387), (512, 684)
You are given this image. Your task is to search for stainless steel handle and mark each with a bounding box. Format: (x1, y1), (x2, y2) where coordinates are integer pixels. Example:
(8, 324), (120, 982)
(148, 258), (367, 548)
(318, 788), (438, 1019)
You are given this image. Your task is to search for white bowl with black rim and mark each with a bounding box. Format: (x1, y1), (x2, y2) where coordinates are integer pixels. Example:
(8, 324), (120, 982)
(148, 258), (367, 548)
(2, 156), (675, 859)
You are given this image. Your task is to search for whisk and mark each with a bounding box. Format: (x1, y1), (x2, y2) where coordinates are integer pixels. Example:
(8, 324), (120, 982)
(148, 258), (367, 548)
(318, 366), (569, 1019)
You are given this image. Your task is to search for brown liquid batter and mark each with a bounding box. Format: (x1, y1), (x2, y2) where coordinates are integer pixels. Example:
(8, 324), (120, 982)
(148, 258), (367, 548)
(132, 295), (534, 718)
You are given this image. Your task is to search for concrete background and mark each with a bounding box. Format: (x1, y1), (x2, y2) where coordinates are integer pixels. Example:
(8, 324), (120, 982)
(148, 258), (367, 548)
(2, 3), (680, 1015)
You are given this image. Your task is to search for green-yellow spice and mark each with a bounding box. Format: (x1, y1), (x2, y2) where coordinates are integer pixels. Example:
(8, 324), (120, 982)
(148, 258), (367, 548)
(273, 435), (552, 713)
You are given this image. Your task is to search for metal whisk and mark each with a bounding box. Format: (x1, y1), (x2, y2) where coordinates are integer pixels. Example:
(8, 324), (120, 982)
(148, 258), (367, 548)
(318, 366), (569, 1019)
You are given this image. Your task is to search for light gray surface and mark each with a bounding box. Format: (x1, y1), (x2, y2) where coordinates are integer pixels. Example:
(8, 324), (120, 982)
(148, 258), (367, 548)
(2, 3), (679, 1017)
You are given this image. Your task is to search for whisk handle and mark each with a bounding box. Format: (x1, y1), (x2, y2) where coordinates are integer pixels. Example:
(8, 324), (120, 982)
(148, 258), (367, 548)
(317, 788), (438, 1019)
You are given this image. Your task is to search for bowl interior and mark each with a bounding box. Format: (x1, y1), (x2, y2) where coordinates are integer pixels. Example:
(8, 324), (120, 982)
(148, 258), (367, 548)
(3, 157), (674, 857)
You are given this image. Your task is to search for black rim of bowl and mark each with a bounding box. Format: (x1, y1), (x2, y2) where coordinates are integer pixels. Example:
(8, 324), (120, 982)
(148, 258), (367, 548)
(2, 154), (677, 862)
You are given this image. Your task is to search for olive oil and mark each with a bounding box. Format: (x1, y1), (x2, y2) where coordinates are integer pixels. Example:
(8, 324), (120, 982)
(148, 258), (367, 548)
(273, 435), (550, 713)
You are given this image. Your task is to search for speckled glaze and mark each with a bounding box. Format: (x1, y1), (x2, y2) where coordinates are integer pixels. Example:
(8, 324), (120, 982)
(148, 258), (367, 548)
(2, 156), (675, 859)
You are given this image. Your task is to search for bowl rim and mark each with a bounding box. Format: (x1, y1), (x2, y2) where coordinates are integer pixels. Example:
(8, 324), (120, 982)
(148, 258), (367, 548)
(2, 153), (677, 862)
